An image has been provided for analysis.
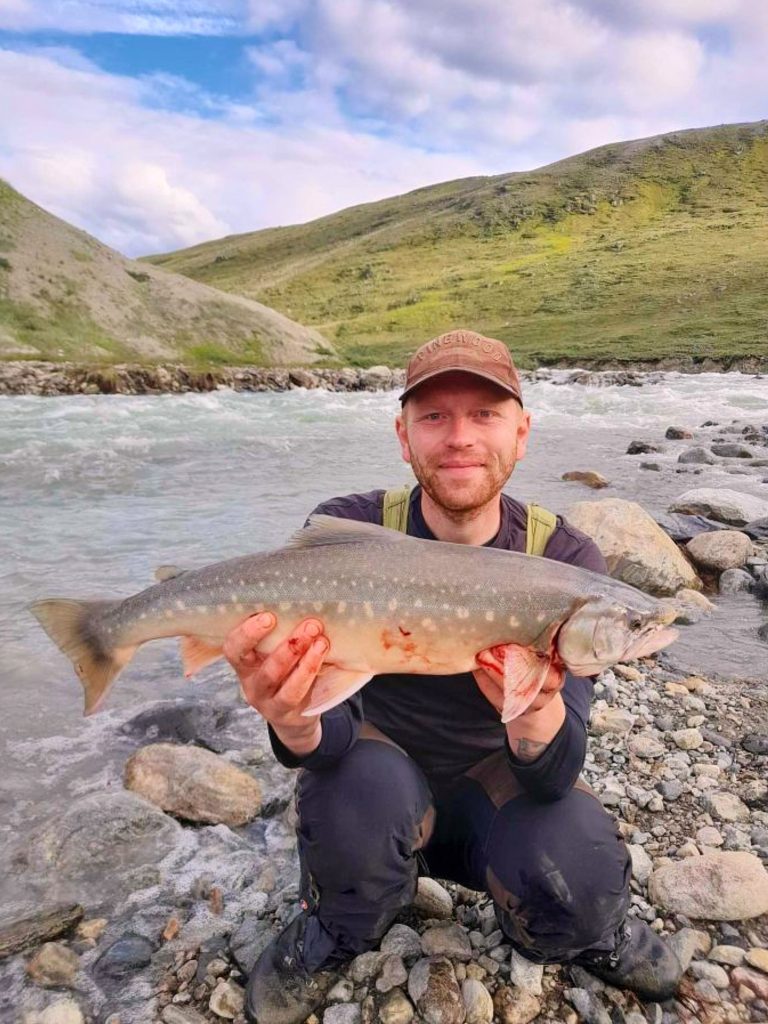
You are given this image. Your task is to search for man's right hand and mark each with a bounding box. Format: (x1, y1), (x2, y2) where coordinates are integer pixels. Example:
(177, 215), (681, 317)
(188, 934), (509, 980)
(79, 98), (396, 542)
(223, 613), (329, 757)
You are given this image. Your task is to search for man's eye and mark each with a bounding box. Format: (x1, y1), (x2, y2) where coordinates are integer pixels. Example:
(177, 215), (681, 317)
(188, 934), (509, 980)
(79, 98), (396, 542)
(424, 412), (443, 421)
(476, 410), (495, 419)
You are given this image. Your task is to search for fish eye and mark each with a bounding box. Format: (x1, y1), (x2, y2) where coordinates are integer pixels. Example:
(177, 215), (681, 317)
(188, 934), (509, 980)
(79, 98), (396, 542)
(628, 616), (642, 630)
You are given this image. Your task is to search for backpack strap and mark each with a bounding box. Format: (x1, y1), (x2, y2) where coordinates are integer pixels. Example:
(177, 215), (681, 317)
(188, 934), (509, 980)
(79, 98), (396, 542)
(382, 485), (412, 533)
(526, 503), (558, 557)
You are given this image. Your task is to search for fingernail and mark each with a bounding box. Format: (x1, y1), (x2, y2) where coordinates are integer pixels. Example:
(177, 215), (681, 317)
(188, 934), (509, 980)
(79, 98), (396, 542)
(255, 612), (273, 627)
(305, 621), (322, 638)
(312, 638), (328, 654)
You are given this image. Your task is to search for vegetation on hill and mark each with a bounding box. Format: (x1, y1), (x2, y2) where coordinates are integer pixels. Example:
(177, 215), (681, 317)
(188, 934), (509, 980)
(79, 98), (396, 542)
(0, 180), (332, 366)
(148, 121), (768, 368)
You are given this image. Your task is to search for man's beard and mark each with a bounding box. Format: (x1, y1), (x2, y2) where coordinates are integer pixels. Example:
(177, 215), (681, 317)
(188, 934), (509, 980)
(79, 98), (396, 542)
(409, 448), (517, 519)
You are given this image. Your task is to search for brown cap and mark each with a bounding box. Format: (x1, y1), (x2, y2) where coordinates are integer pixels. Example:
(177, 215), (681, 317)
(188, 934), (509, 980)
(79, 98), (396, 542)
(400, 329), (523, 406)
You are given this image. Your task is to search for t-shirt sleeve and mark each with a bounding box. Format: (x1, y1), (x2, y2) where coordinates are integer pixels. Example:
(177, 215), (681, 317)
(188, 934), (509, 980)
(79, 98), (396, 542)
(504, 514), (605, 800)
(268, 492), (381, 771)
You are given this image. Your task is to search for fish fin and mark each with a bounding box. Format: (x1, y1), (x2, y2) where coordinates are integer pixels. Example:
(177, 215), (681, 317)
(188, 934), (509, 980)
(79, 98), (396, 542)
(289, 514), (414, 549)
(301, 665), (373, 717)
(497, 643), (555, 723)
(180, 635), (225, 678)
(155, 564), (187, 583)
(29, 598), (136, 715)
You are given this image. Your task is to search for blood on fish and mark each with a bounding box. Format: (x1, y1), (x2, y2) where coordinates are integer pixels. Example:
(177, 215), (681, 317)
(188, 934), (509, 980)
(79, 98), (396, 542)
(398, 626), (412, 637)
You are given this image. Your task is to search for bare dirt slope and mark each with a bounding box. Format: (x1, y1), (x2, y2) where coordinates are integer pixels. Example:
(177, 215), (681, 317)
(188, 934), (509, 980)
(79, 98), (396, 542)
(0, 180), (333, 365)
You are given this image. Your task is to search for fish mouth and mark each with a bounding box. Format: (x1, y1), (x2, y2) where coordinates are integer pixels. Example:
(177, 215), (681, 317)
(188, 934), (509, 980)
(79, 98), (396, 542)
(622, 624), (679, 662)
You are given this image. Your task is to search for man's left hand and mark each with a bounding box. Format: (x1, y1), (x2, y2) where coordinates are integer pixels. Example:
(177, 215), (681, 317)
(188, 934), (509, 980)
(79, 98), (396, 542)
(473, 648), (565, 717)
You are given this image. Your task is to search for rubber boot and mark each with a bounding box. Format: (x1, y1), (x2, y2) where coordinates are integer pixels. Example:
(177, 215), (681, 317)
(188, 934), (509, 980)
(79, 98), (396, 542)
(245, 910), (344, 1024)
(574, 918), (685, 1002)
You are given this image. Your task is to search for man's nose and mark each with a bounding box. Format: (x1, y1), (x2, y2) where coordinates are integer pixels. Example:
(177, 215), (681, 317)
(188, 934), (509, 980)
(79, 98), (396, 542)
(445, 416), (475, 446)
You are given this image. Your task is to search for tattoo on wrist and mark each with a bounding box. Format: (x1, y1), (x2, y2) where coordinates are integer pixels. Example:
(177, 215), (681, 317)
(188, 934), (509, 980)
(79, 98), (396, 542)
(512, 736), (548, 763)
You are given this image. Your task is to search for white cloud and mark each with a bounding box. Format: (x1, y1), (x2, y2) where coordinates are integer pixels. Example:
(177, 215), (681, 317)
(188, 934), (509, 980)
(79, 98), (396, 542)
(0, 0), (242, 34)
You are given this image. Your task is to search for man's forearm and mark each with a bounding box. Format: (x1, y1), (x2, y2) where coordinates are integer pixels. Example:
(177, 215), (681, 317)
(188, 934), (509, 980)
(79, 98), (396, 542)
(505, 693), (566, 762)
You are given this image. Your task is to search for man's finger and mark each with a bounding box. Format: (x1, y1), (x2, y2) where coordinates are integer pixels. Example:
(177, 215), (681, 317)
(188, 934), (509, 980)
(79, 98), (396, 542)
(258, 619), (325, 693)
(277, 637), (329, 709)
(223, 612), (276, 667)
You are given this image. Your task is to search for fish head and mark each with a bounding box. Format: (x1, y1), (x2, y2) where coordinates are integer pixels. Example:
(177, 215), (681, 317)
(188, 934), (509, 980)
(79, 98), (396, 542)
(557, 597), (679, 676)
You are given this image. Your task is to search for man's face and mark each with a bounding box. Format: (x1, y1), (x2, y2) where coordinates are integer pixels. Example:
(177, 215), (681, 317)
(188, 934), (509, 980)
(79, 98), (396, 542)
(395, 371), (532, 514)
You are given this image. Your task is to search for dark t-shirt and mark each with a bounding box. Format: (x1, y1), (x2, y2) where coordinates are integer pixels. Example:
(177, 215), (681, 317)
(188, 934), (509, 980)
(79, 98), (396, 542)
(269, 486), (608, 800)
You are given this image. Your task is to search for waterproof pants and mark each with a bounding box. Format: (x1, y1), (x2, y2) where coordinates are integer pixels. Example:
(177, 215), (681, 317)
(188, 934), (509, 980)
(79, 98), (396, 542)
(295, 731), (631, 973)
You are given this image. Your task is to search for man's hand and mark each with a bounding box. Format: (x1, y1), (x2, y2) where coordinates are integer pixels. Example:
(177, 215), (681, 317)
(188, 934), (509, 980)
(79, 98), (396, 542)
(473, 648), (566, 762)
(223, 613), (329, 757)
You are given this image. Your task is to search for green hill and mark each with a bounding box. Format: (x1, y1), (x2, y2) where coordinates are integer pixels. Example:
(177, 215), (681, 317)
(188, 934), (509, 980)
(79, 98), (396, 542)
(0, 180), (334, 366)
(147, 121), (768, 368)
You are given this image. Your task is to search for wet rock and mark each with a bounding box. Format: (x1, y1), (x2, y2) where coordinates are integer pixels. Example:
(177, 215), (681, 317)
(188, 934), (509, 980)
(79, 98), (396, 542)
(408, 956), (464, 1024)
(686, 530), (753, 571)
(209, 978), (245, 1019)
(324, 1005), (361, 1024)
(564, 987), (611, 1024)
(702, 792), (751, 823)
(666, 427), (693, 440)
(461, 978), (493, 1023)
(359, 365), (394, 389)
(719, 568), (754, 594)
(655, 513), (730, 542)
(378, 989), (415, 1024)
(119, 699), (233, 752)
(648, 851), (768, 920)
(94, 934), (155, 980)
(561, 470), (609, 489)
(0, 904), (84, 959)
(678, 447), (717, 465)
(669, 488), (768, 527)
(742, 516), (768, 541)
(414, 878), (453, 919)
(26, 942), (80, 987)
(23, 1000), (84, 1024)
(124, 742), (262, 826)
(493, 985), (541, 1024)
(421, 923), (472, 961)
(381, 923), (422, 962)
(566, 498), (701, 595)
(711, 443), (754, 458)
(742, 733), (768, 755)
(627, 440), (662, 454)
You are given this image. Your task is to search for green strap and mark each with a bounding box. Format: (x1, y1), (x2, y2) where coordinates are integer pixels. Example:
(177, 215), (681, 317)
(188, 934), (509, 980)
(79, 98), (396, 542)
(382, 485), (411, 532)
(526, 503), (558, 557)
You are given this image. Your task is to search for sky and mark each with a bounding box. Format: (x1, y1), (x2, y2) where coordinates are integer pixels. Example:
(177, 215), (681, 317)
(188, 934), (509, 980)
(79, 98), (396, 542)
(0, 1), (766, 257)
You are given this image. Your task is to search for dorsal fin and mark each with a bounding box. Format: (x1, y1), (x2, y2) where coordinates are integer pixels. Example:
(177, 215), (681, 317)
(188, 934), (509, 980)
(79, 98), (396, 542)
(288, 514), (414, 549)
(154, 564), (187, 583)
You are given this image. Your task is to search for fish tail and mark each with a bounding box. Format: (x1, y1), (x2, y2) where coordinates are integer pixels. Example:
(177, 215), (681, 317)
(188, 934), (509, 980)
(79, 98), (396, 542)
(29, 598), (137, 715)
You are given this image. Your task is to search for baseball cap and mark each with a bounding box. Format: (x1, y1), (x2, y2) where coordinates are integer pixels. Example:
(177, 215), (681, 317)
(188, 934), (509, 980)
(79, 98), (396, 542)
(399, 329), (523, 406)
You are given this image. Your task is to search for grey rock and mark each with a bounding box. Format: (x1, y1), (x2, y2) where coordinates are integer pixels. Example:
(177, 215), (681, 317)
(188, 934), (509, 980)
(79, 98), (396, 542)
(666, 427), (693, 440)
(719, 567), (754, 594)
(376, 954), (408, 993)
(628, 844), (653, 885)
(690, 960), (730, 988)
(507, 950), (543, 995)
(667, 928), (699, 972)
(743, 516), (768, 541)
(381, 923), (423, 962)
(648, 851), (768, 920)
(627, 440), (662, 454)
(414, 878), (453, 919)
(162, 1008), (209, 1024)
(349, 950), (390, 983)
(94, 934), (155, 980)
(711, 443), (754, 458)
(421, 923), (472, 961)
(378, 989), (415, 1024)
(0, 904), (84, 960)
(658, 780), (684, 802)
(461, 978), (494, 1023)
(628, 734), (666, 759)
(742, 733), (768, 755)
(229, 916), (275, 975)
(669, 487), (768, 527)
(407, 957), (464, 1024)
(564, 986), (612, 1024)
(323, 1005), (361, 1024)
(209, 978), (245, 1019)
(702, 792), (751, 823)
(678, 447), (716, 465)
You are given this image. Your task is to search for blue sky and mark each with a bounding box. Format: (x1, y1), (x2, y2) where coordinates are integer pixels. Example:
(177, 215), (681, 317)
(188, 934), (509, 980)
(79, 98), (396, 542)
(0, 1), (765, 256)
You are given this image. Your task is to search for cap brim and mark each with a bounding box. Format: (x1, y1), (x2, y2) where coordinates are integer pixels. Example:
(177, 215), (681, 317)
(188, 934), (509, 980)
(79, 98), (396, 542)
(399, 365), (523, 405)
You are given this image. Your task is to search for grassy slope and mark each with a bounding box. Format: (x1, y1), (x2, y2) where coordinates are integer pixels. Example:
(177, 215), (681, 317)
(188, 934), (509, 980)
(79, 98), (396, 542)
(148, 121), (768, 367)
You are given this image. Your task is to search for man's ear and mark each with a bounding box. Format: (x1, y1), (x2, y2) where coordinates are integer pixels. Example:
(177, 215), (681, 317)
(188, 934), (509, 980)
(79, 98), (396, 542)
(515, 409), (532, 460)
(395, 412), (411, 464)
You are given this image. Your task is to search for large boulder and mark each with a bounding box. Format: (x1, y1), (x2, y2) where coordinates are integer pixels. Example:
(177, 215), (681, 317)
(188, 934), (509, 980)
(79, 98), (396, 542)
(566, 499), (701, 595)
(685, 531), (753, 572)
(648, 852), (768, 920)
(669, 488), (768, 527)
(124, 743), (262, 826)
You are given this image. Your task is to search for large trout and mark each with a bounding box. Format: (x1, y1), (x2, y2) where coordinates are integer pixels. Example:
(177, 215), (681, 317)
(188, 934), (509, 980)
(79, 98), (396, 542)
(31, 515), (679, 721)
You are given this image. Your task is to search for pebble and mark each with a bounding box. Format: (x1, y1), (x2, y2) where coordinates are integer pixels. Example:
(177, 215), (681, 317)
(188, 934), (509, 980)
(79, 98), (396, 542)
(74, 919), (107, 942)
(323, 1005), (361, 1024)
(731, 967), (768, 1000)
(696, 825), (725, 847)
(209, 979), (245, 1019)
(564, 987), (611, 1024)
(702, 792), (752, 823)
(408, 956), (464, 1024)
(376, 954), (408, 993)
(742, 734), (768, 755)
(461, 978), (494, 1023)
(161, 1008), (209, 1024)
(381, 924), (422, 962)
(745, 948), (768, 974)
(493, 986), (541, 1024)
(709, 944), (746, 966)
(507, 950), (543, 995)
(690, 960), (730, 988)
(94, 935), (154, 980)
(628, 844), (653, 885)
(672, 728), (703, 750)
(421, 923), (473, 961)
(327, 978), (355, 1002)
(26, 943), (80, 988)
(628, 734), (666, 759)
(413, 878), (453, 919)
(648, 851), (768, 919)
(378, 989), (414, 1024)
(22, 1001), (85, 1024)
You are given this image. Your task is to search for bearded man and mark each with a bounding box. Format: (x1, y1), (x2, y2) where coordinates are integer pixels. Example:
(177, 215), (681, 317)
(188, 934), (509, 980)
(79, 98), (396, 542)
(224, 330), (685, 1024)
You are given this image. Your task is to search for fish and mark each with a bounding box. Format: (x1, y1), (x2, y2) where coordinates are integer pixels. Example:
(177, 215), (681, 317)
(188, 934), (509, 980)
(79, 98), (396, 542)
(30, 515), (680, 722)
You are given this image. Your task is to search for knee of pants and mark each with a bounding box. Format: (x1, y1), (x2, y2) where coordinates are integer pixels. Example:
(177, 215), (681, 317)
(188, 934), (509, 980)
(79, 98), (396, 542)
(486, 788), (630, 961)
(297, 739), (433, 890)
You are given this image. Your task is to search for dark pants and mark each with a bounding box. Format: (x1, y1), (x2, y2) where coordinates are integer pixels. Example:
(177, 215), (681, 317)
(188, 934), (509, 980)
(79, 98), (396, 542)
(295, 730), (631, 973)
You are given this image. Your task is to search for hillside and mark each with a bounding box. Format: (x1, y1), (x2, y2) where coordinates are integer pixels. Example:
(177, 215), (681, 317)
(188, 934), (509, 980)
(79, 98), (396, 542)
(0, 181), (333, 365)
(148, 121), (768, 368)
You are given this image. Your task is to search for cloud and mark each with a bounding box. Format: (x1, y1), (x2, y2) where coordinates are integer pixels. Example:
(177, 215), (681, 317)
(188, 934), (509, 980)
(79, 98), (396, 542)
(0, 0), (242, 34)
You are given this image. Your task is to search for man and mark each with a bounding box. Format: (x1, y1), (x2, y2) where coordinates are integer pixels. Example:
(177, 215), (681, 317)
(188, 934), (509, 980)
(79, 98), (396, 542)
(224, 330), (684, 1024)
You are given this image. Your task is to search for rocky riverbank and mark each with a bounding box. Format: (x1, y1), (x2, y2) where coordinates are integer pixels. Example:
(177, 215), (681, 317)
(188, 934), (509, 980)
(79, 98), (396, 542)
(0, 361), (765, 397)
(2, 652), (766, 1024)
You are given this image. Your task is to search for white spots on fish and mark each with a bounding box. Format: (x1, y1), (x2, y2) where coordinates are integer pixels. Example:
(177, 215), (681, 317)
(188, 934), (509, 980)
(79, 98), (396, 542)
(140, 612), (147, 620)
(230, 594), (239, 604)
(351, 580), (357, 588)
(485, 610), (494, 622)
(363, 601), (374, 619)
(331, 580), (337, 587)
(421, 617), (436, 631)
(235, 604), (244, 613)
(301, 576), (308, 583)
(388, 598), (398, 612)
(259, 581), (265, 588)
(239, 579), (245, 587)
(456, 607), (469, 619)
(313, 601), (324, 612)
(536, 612), (545, 622)
(414, 599), (423, 608)
(337, 601), (347, 613)
(279, 601), (292, 612)
(165, 609), (174, 619)
(368, 580), (374, 590)
(175, 599), (186, 610)
(509, 615), (519, 627)
(442, 603), (450, 611)
(197, 605), (208, 614)
(217, 604), (227, 615)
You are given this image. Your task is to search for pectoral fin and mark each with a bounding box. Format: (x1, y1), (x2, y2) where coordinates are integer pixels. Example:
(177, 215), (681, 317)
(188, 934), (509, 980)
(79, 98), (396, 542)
(302, 665), (373, 717)
(180, 635), (225, 678)
(493, 643), (558, 723)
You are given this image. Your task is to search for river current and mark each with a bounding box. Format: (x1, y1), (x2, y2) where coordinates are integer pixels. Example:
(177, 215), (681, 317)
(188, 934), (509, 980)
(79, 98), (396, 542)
(1, 371), (767, 849)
